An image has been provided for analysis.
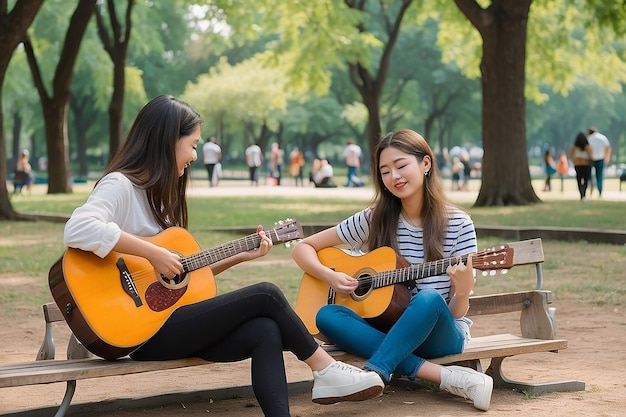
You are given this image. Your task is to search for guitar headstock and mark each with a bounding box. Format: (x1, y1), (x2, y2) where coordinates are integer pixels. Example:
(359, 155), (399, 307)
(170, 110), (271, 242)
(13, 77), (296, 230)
(474, 244), (514, 276)
(270, 219), (304, 247)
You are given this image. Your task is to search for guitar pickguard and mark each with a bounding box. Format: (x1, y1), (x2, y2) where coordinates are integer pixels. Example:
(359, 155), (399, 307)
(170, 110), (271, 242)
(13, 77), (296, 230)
(145, 282), (188, 312)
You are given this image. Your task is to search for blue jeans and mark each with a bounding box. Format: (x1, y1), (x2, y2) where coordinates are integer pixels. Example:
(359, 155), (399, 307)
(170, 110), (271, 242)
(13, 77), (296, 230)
(317, 288), (465, 383)
(593, 159), (605, 195)
(345, 166), (358, 186)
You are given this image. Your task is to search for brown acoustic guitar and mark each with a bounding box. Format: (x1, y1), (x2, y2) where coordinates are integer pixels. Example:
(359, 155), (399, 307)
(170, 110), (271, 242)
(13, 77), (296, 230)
(49, 219), (303, 360)
(294, 238), (544, 335)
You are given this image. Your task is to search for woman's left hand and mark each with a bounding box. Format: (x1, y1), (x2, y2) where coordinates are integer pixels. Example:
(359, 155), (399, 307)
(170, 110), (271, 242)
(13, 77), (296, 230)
(447, 254), (475, 297)
(249, 225), (273, 259)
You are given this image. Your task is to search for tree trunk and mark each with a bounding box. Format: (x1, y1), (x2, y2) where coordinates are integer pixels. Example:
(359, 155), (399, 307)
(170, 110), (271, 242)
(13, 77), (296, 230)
(108, 61), (125, 158)
(30, 0), (96, 193)
(95, 0), (134, 161)
(345, 0), (413, 173)
(11, 112), (22, 168)
(0, 0), (45, 220)
(456, 0), (539, 206)
(43, 100), (73, 193)
(69, 96), (89, 177)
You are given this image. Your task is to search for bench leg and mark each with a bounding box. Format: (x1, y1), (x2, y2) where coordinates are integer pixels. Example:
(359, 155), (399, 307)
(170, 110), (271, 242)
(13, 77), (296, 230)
(487, 356), (585, 394)
(54, 380), (77, 417)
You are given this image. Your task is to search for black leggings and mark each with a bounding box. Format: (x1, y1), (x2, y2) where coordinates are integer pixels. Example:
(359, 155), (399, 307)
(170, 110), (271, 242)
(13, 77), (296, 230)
(131, 282), (319, 417)
(575, 165), (591, 199)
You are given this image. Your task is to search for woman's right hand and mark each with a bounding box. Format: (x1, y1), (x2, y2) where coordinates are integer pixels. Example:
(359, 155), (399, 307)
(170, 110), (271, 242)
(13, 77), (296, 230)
(328, 270), (359, 297)
(147, 245), (184, 280)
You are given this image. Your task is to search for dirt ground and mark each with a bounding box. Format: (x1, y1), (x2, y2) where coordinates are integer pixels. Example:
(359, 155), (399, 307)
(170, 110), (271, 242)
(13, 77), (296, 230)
(1, 298), (625, 417)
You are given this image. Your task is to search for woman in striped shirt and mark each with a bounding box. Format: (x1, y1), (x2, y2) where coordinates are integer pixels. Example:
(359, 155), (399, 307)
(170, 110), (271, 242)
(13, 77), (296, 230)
(292, 129), (493, 411)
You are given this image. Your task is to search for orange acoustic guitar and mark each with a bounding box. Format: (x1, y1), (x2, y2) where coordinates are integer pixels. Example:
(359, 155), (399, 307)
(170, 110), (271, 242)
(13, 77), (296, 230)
(295, 238), (544, 335)
(49, 219), (303, 360)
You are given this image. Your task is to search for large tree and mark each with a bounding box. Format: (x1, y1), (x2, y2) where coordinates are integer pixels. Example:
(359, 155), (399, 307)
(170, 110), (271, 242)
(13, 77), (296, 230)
(24, 0), (97, 194)
(342, 0), (414, 169)
(0, 0), (45, 220)
(453, 0), (537, 206)
(447, 0), (626, 205)
(94, 0), (135, 159)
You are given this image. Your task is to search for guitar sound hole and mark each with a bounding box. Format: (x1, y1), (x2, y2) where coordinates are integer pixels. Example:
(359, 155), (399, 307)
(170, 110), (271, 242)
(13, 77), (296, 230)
(354, 274), (373, 297)
(160, 272), (188, 288)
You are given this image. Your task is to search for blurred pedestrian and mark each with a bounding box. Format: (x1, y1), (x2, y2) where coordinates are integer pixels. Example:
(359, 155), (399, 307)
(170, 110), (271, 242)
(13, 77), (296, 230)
(202, 136), (221, 187)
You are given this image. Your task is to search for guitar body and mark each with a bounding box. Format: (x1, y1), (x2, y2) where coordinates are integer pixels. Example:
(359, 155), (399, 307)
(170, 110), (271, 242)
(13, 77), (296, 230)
(295, 246), (411, 335)
(49, 227), (216, 359)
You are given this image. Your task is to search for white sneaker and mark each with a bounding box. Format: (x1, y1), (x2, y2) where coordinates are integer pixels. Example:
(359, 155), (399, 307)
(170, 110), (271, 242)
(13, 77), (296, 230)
(312, 361), (385, 404)
(440, 365), (493, 411)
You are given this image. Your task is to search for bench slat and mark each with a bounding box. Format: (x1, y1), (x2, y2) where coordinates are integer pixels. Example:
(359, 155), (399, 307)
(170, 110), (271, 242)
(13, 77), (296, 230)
(468, 290), (552, 316)
(325, 333), (567, 365)
(0, 357), (209, 388)
(431, 334), (566, 364)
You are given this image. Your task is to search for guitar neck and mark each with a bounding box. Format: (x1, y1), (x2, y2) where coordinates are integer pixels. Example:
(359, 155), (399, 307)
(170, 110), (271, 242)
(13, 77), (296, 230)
(182, 234), (260, 272)
(367, 238), (544, 290)
(374, 256), (468, 289)
(180, 225), (298, 273)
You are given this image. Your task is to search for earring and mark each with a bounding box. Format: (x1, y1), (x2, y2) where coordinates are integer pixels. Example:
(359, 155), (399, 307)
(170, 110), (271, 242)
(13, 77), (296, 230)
(424, 170), (430, 177)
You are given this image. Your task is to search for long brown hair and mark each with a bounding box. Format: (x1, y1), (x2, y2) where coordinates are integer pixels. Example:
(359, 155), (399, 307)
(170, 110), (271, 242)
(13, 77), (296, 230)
(103, 95), (202, 229)
(367, 129), (451, 262)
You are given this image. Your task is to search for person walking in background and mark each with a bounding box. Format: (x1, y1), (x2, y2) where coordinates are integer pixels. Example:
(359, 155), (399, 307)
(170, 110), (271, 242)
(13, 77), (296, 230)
(62, 95), (385, 416)
(450, 156), (463, 191)
(542, 150), (557, 192)
(587, 126), (611, 198)
(569, 132), (593, 201)
(202, 136), (221, 187)
(289, 147), (306, 186)
(343, 139), (364, 187)
(245, 142), (263, 186)
(292, 129), (493, 411)
(460, 150), (472, 191)
(556, 151), (568, 192)
(270, 142), (285, 186)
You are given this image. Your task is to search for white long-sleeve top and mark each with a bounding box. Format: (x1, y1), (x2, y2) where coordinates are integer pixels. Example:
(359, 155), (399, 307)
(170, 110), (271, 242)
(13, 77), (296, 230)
(63, 172), (161, 258)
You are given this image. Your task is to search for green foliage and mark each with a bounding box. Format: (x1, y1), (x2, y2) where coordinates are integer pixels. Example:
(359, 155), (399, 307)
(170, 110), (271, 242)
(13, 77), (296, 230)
(183, 53), (292, 135)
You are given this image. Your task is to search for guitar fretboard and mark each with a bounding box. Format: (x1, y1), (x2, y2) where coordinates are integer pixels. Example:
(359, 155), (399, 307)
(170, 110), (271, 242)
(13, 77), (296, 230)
(372, 255), (468, 288)
(180, 229), (282, 272)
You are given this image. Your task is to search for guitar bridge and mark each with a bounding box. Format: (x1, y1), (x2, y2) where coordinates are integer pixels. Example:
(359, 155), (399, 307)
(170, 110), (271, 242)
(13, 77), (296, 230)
(327, 288), (336, 305)
(116, 258), (143, 307)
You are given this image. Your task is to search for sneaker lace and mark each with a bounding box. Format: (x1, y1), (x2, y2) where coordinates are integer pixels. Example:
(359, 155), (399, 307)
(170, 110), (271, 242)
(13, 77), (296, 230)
(332, 362), (364, 374)
(446, 372), (477, 400)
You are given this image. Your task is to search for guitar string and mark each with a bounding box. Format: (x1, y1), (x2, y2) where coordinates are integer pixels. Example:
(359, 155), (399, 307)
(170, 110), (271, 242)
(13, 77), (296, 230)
(355, 252), (506, 289)
(126, 230), (285, 284)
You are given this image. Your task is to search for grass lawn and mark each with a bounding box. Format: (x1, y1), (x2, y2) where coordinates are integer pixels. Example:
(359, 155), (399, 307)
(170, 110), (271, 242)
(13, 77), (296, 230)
(2, 181), (625, 320)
